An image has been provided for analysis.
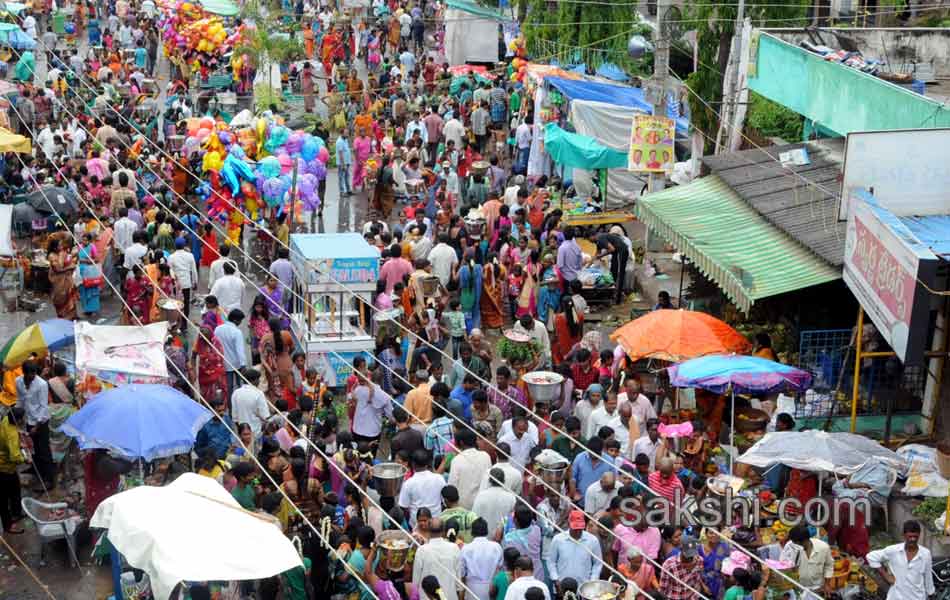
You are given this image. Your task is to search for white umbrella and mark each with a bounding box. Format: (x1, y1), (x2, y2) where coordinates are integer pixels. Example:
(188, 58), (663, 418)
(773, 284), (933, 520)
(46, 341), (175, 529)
(91, 473), (302, 600)
(737, 430), (906, 475)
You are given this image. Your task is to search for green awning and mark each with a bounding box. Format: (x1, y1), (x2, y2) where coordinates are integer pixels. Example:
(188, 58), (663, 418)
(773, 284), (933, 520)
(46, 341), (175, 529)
(445, 0), (509, 21)
(543, 123), (628, 170)
(636, 175), (841, 312)
(201, 0), (239, 16)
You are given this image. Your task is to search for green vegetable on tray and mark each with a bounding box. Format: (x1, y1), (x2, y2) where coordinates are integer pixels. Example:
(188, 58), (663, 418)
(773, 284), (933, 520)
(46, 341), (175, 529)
(497, 338), (539, 365)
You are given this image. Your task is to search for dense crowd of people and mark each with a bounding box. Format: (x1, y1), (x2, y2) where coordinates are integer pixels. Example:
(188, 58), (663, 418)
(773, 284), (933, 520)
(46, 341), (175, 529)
(0, 1), (937, 600)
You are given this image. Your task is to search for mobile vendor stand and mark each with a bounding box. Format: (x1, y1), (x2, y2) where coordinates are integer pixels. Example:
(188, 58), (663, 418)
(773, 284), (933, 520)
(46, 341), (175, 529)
(74, 321), (169, 403)
(290, 233), (379, 387)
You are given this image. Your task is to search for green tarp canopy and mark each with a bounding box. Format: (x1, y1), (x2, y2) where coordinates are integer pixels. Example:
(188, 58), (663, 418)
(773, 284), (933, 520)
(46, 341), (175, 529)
(543, 122), (628, 170)
(201, 0), (239, 16)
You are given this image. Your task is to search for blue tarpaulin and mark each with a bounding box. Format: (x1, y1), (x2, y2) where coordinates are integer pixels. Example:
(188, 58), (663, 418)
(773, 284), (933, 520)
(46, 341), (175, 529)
(595, 62), (629, 82)
(546, 76), (688, 136)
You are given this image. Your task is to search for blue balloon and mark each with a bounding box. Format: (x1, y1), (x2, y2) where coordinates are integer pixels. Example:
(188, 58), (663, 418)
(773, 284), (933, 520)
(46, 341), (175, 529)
(301, 137), (319, 162)
(257, 156), (281, 179)
(220, 162), (240, 195)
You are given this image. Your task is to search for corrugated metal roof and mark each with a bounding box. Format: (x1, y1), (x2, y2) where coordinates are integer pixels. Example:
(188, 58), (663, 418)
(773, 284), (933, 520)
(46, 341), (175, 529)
(636, 175), (842, 313)
(702, 139), (847, 266)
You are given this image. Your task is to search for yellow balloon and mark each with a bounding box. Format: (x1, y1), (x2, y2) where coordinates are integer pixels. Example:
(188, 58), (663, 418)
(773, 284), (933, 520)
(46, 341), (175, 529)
(202, 150), (223, 172)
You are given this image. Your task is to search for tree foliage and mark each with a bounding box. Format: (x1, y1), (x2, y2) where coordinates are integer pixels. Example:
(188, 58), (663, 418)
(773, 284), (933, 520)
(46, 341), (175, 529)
(683, 0), (810, 151)
(746, 91), (804, 142)
(522, 0), (654, 77)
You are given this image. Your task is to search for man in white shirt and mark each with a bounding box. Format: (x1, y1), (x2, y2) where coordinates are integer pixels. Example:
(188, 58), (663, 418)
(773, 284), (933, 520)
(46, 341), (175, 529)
(460, 518), (503, 600)
(514, 119), (533, 175)
(409, 226), (433, 261)
(443, 115), (464, 150)
(350, 370), (394, 446)
(448, 430), (492, 510)
(35, 122), (55, 159)
(513, 314), (551, 369)
(607, 402), (633, 457)
(122, 231), (148, 273)
(412, 518), (462, 600)
(214, 309), (247, 398)
(231, 368), (270, 437)
(209, 261), (245, 314)
(588, 393), (619, 441)
(472, 468), (517, 538)
(428, 233), (458, 287)
(866, 520), (934, 600)
(583, 471), (620, 516)
(113, 207), (138, 258)
(631, 418), (663, 470)
(399, 450), (446, 525)
(168, 238), (198, 318)
(779, 525), (835, 598)
(478, 443), (523, 494)
(208, 247), (235, 291)
(504, 556), (550, 600)
(618, 377), (657, 433)
(22, 12), (36, 39)
(497, 416), (537, 470)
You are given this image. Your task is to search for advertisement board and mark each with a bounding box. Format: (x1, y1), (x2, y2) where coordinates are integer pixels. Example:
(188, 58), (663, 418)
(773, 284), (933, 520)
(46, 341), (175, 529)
(842, 190), (938, 364)
(306, 350), (374, 388)
(628, 115), (675, 173)
(840, 128), (950, 220)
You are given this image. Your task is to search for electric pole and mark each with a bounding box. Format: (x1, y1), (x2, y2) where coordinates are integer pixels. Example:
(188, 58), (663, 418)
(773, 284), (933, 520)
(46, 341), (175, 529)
(646, 0), (671, 193)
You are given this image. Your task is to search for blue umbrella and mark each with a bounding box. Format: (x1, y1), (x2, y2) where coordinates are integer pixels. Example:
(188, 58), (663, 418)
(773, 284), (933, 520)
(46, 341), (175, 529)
(60, 384), (214, 461)
(667, 354), (813, 470)
(668, 354), (813, 395)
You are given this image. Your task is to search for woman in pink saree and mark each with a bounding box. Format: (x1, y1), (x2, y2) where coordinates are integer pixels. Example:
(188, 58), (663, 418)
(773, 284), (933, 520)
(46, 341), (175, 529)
(352, 133), (373, 190)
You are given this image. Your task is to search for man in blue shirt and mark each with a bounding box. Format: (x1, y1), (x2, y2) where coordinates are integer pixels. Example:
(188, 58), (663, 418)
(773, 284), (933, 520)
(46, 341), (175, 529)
(335, 132), (352, 197)
(569, 437), (615, 508)
(195, 396), (235, 460)
(547, 510), (603, 588)
(214, 309), (246, 402)
(449, 374), (478, 421)
(557, 226), (584, 283)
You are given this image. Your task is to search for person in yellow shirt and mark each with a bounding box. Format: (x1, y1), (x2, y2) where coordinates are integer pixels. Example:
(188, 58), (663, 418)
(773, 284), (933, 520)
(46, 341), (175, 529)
(0, 365), (23, 407)
(0, 406), (25, 533)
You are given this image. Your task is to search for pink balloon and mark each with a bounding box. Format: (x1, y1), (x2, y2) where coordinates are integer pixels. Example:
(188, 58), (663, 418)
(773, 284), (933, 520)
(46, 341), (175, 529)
(317, 146), (329, 163)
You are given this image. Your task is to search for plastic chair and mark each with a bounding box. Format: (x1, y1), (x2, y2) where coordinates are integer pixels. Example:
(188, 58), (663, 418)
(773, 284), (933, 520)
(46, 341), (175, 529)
(20, 497), (82, 568)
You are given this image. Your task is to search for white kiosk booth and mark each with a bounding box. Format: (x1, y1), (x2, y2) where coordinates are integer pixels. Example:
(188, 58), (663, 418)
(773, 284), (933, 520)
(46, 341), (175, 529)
(289, 233), (380, 387)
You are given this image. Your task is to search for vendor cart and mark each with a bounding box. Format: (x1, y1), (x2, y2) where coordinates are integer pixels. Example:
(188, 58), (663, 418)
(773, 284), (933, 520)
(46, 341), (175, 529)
(289, 233), (380, 387)
(561, 210), (635, 229)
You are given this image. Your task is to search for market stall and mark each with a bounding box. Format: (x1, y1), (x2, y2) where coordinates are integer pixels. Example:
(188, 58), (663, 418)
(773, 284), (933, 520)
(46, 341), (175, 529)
(74, 321), (169, 403)
(289, 233), (379, 387)
(91, 472), (302, 600)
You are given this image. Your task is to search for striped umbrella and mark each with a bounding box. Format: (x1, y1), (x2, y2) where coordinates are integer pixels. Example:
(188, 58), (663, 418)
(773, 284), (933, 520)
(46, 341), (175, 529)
(0, 319), (75, 367)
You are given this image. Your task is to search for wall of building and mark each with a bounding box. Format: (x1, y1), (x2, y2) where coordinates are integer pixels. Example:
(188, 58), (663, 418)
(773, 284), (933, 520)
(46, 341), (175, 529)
(765, 27), (950, 78)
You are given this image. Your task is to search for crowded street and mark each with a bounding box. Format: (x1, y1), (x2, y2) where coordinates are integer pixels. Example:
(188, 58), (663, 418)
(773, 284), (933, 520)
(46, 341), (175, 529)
(0, 0), (948, 599)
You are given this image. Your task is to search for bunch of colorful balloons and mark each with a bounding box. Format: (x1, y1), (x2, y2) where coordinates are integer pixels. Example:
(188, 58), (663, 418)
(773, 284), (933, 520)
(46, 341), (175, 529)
(510, 57), (529, 83)
(158, 0), (242, 64)
(188, 116), (329, 229)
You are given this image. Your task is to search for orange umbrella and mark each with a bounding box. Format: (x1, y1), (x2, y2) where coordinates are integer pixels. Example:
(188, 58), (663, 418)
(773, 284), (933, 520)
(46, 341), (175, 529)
(609, 309), (751, 363)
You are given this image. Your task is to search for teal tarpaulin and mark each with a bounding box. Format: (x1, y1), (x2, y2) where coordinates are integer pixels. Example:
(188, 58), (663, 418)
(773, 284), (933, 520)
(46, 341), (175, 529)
(543, 122), (628, 170)
(200, 0), (239, 16)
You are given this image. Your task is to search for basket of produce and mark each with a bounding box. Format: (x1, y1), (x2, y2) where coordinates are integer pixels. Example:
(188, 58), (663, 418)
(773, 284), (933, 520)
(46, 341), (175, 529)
(498, 330), (539, 370)
(735, 407), (770, 433)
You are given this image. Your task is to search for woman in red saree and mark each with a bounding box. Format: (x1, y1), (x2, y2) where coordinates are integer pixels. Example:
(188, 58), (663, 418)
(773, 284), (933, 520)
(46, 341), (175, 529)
(480, 258), (507, 330)
(199, 223), (218, 270)
(321, 28), (341, 76)
(125, 265), (153, 325)
(191, 326), (226, 403)
(552, 296), (584, 364)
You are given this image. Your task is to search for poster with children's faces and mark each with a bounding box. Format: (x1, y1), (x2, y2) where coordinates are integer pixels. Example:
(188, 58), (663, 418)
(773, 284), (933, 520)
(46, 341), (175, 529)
(628, 115), (675, 174)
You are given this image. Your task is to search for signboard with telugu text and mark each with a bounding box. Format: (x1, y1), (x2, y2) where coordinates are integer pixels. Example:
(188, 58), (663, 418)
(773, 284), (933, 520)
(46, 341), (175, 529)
(306, 350), (373, 388)
(842, 190), (938, 364)
(304, 256), (380, 286)
(628, 115), (675, 174)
